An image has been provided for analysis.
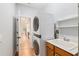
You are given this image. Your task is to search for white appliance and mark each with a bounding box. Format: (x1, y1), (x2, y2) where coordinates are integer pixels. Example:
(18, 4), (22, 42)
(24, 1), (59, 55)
(32, 16), (41, 56)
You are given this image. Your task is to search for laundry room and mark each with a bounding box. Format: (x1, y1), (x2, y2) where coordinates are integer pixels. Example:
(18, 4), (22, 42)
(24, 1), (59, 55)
(15, 3), (78, 56)
(15, 3), (56, 56)
(0, 3), (78, 56)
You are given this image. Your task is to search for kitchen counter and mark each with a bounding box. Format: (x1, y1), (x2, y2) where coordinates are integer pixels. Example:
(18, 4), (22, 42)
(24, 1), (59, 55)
(46, 39), (78, 55)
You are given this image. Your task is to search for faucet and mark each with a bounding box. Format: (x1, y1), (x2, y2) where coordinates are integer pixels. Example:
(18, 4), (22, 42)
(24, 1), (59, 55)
(63, 37), (70, 41)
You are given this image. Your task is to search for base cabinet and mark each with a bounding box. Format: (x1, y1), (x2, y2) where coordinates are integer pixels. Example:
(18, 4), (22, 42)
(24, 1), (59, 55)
(46, 42), (74, 56)
(46, 42), (55, 56)
(55, 47), (73, 56)
(46, 47), (54, 56)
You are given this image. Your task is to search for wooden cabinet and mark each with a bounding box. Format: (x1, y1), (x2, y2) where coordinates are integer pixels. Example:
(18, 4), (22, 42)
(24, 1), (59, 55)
(46, 42), (55, 56)
(46, 42), (74, 56)
(55, 47), (73, 56)
(47, 48), (54, 56)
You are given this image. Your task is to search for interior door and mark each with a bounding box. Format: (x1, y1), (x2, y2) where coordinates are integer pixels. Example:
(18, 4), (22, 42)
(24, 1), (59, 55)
(16, 16), (31, 55)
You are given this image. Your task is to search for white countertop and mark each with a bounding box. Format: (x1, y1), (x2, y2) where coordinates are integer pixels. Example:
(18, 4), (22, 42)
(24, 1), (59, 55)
(46, 39), (78, 55)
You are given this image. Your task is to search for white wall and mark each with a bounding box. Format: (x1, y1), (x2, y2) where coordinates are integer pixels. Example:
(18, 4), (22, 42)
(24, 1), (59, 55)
(44, 3), (78, 21)
(36, 11), (55, 55)
(16, 4), (38, 18)
(37, 12), (55, 40)
(0, 3), (15, 56)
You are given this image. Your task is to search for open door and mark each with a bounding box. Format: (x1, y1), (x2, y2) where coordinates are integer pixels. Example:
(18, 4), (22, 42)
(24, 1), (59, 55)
(15, 16), (31, 56)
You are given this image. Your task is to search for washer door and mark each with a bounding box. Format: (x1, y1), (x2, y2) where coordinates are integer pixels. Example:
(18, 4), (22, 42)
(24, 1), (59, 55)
(33, 16), (39, 32)
(33, 40), (39, 55)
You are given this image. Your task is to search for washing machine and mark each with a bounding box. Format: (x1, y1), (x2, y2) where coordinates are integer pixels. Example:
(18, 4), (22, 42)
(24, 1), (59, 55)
(32, 16), (41, 56)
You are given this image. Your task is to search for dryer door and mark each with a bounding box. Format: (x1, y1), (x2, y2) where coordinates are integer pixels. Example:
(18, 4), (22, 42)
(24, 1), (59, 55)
(33, 40), (39, 55)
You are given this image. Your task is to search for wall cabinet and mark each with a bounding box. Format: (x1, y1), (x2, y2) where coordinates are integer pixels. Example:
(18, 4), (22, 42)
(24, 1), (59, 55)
(46, 42), (74, 56)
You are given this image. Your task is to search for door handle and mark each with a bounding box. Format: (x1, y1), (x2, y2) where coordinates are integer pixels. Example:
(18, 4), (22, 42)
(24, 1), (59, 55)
(17, 37), (21, 39)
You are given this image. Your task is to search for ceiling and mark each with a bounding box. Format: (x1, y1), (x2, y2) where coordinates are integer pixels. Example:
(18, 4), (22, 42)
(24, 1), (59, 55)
(21, 3), (48, 9)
